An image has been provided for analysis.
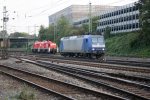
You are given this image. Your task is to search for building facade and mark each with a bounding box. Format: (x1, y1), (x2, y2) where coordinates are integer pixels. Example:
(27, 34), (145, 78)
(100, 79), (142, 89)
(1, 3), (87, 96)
(74, 3), (139, 34)
(97, 3), (139, 34)
(48, 5), (116, 25)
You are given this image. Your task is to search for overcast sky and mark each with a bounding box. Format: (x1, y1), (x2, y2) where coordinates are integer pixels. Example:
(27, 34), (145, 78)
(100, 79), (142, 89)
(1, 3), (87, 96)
(0, 0), (138, 35)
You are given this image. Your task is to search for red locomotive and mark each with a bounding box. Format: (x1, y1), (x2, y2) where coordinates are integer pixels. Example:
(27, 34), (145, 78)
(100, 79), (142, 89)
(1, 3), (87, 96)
(32, 40), (57, 54)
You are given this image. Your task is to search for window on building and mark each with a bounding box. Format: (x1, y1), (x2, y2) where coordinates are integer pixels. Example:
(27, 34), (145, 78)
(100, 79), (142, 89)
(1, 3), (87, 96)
(109, 13), (111, 17)
(116, 11), (119, 15)
(118, 26), (120, 30)
(114, 19), (116, 23)
(129, 24), (132, 29)
(129, 15), (132, 20)
(136, 23), (139, 28)
(104, 14), (106, 18)
(129, 7), (132, 12)
(114, 26), (116, 31)
(101, 15), (104, 19)
(126, 24), (129, 29)
(101, 22), (102, 26)
(102, 29), (104, 32)
(124, 17), (126, 21)
(116, 18), (119, 23)
(121, 17), (123, 22)
(105, 21), (107, 25)
(127, 16), (129, 21)
(111, 27), (113, 31)
(136, 14), (139, 19)
(118, 10), (121, 15)
(132, 23), (135, 28)
(135, 6), (138, 10)
(104, 21), (106, 25)
(107, 13), (109, 17)
(133, 15), (136, 20)
(121, 25), (123, 30)
(124, 8), (127, 13)
(127, 8), (129, 13)
(109, 20), (111, 24)
(113, 12), (115, 16)
(124, 25), (126, 30)
(133, 6), (138, 11)
(121, 9), (123, 14)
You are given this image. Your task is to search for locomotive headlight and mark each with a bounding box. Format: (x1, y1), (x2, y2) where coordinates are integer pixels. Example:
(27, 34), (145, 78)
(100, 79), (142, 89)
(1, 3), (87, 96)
(102, 48), (105, 50)
(92, 48), (95, 51)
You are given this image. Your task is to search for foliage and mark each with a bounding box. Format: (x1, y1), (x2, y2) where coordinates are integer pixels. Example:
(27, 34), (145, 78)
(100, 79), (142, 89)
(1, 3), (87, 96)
(92, 16), (99, 34)
(56, 16), (72, 44)
(82, 24), (89, 34)
(9, 32), (29, 38)
(104, 26), (111, 39)
(38, 16), (99, 44)
(10, 85), (36, 100)
(8, 32), (30, 48)
(134, 0), (150, 46)
(0, 30), (8, 38)
(79, 16), (99, 35)
(38, 25), (48, 40)
(106, 32), (150, 57)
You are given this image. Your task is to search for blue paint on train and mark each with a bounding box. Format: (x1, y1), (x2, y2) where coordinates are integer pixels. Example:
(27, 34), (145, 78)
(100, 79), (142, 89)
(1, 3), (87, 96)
(59, 35), (105, 59)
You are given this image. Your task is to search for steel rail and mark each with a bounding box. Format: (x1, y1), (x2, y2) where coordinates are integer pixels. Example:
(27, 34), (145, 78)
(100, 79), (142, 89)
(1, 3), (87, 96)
(21, 58), (150, 100)
(0, 64), (124, 100)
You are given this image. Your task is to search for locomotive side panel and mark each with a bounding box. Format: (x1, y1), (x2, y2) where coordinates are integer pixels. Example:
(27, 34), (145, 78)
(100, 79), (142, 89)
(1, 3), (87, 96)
(62, 37), (84, 53)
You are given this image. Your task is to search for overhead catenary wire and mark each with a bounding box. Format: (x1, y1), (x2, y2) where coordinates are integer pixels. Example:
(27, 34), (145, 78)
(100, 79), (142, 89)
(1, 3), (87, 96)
(27, 0), (138, 18)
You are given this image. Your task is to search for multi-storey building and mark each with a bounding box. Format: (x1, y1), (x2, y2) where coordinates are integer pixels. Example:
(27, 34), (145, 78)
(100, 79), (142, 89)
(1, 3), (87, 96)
(74, 3), (139, 34)
(48, 5), (116, 25)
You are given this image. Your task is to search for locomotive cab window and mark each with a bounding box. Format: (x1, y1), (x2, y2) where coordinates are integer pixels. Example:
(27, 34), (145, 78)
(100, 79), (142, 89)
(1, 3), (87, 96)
(92, 37), (104, 44)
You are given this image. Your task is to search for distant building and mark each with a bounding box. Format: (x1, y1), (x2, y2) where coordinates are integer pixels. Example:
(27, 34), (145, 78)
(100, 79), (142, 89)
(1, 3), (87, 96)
(48, 5), (117, 25)
(97, 3), (139, 34)
(74, 3), (139, 34)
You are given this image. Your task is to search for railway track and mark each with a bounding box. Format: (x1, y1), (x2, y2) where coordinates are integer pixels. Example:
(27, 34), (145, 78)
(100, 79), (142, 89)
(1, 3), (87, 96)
(0, 64), (124, 100)
(20, 55), (150, 74)
(31, 53), (150, 67)
(7, 50), (150, 68)
(17, 57), (150, 100)
(8, 52), (150, 67)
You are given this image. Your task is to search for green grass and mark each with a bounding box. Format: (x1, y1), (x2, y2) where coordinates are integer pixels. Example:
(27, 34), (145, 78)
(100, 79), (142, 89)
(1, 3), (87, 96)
(10, 85), (36, 100)
(106, 32), (150, 58)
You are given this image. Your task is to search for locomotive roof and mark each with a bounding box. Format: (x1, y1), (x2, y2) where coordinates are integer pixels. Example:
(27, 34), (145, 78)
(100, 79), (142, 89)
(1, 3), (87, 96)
(61, 35), (103, 40)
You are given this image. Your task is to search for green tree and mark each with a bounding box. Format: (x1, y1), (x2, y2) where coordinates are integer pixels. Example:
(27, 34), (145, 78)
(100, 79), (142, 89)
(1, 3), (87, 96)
(136, 0), (150, 46)
(104, 26), (111, 39)
(9, 32), (30, 48)
(56, 16), (72, 43)
(46, 24), (55, 41)
(82, 24), (89, 34)
(92, 16), (99, 34)
(38, 25), (48, 40)
(9, 32), (29, 38)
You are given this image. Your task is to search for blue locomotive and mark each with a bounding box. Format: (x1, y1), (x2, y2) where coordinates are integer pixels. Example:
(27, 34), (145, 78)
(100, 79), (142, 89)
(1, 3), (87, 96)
(59, 35), (105, 61)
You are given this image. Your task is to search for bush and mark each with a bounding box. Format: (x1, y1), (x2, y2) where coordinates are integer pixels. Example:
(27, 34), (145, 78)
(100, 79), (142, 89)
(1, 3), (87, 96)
(11, 85), (36, 100)
(106, 32), (150, 58)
